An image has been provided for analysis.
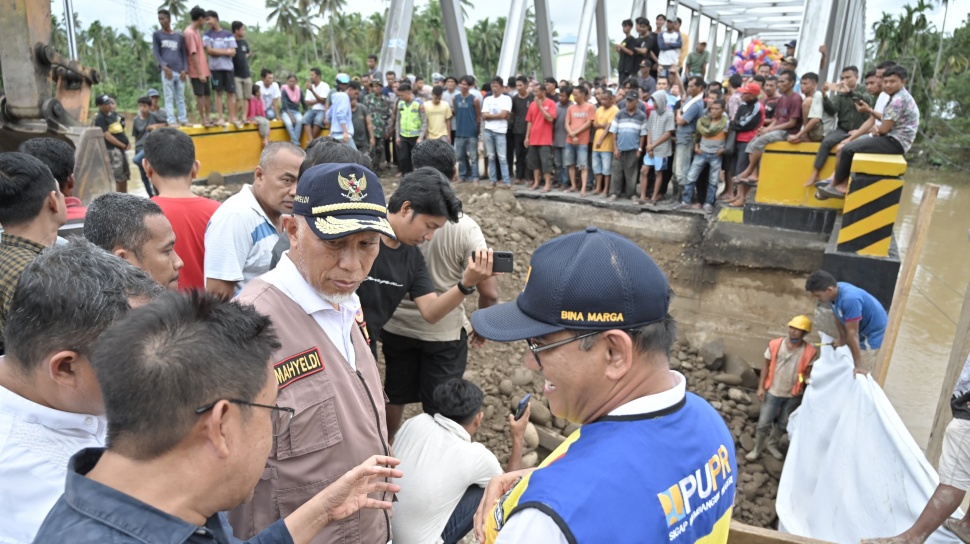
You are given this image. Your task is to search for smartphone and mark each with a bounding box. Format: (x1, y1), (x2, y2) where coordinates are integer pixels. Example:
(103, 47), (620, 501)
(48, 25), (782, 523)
(853, 98), (865, 105)
(473, 250), (514, 273)
(514, 394), (532, 421)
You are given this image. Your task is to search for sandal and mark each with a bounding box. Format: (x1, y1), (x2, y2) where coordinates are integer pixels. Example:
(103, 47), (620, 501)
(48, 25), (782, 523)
(814, 190), (829, 201)
(737, 178), (757, 187)
(817, 184), (846, 199)
(813, 180), (831, 189)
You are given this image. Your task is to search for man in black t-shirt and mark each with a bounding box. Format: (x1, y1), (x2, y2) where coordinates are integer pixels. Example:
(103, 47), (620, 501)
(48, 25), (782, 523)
(93, 94), (130, 193)
(510, 76), (534, 184)
(615, 19), (639, 87)
(356, 167), (494, 441)
(231, 21), (252, 126)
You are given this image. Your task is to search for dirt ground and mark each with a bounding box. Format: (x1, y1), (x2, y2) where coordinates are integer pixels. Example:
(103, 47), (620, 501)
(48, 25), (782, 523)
(193, 178), (782, 529)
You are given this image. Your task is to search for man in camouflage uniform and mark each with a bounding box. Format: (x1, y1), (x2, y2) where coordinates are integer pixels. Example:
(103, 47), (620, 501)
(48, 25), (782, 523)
(364, 80), (390, 173)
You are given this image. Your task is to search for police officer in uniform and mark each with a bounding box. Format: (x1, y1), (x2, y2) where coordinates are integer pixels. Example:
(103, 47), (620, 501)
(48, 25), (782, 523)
(228, 163), (396, 544)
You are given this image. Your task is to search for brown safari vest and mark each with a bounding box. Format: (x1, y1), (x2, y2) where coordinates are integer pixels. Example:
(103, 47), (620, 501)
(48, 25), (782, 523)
(228, 278), (391, 544)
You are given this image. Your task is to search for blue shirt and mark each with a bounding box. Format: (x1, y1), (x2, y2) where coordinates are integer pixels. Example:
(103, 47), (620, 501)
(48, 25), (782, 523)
(33, 448), (294, 544)
(832, 282), (888, 349)
(675, 95), (705, 144)
(327, 91), (354, 136)
(454, 93), (479, 138)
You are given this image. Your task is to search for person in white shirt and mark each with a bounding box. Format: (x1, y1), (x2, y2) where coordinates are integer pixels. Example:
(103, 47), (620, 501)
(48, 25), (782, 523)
(256, 68), (282, 121)
(304, 67), (331, 139)
(0, 239), (162, 544)
(481, 77), (514, 187)
(393, 379), (529, 544)
(204, 142), (305, 298)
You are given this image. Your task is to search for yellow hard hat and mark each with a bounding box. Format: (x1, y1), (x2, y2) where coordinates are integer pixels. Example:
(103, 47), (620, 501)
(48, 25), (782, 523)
(788, 315), (813, 333)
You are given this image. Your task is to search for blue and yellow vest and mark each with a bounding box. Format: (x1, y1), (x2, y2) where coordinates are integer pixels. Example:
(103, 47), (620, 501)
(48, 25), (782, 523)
(398, 99), (423, 138)
(484, 393), (737, 544)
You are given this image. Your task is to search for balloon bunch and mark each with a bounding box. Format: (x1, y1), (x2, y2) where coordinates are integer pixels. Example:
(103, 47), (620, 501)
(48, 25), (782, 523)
(727, 38), (783, 76)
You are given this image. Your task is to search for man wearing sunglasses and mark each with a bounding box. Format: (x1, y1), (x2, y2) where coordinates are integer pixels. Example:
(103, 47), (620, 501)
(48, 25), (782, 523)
(469, 227), (737, 544)
(33, 291), (402, 543)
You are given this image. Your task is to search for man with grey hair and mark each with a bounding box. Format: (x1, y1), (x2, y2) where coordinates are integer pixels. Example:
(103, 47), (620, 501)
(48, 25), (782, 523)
(0, 238), (162, 543)
(84, 192), (184, 291)
(228, 162), (397, 544)
(470, 228), (737, 543)
(205, 141), (305, 297)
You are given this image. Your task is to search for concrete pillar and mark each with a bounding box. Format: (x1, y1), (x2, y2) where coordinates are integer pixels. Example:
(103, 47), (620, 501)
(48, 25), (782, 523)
(497, 0), (528, 77)
(440, 0), (474, 79)
(688, 9), (700, 53)
(665, 0), (677, 21)
(568, 0), (598, 83)
(378, 0), (415, 81)
(534, 0), (556, 78)
(707, 19), (720, 80)
(630, 0), (647, 20)
(719, 27), (736, 83)
(595, 0), (611, 80)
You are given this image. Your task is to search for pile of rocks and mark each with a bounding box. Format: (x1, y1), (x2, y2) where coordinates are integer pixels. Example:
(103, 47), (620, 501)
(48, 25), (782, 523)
(191, 184), (236, 202)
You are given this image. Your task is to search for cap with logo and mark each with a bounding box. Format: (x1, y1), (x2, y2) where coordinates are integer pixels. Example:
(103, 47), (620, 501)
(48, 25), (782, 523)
(625, 90), (640, 101)
(292, 163), (396, 240)
(471, 227), (670, 342)
(146, 88), (160, 98)
(336, 73), (351, 84)
(95, 94), (114, 106)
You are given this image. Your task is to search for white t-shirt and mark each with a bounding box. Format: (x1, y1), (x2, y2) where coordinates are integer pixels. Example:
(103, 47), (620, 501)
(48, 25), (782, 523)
(256, 81), (281, 114)
(482, 93), (513, 134)
(204, 184), (279, 292)
(658, 31), (681, 66)
(306, 81), (331, 111)
(392, 413), (503, 544)
(495, 373), (687, 544)
(0, 385), (106, 544)
(874, 91), (890, 128)
(807, 90), (824, 120)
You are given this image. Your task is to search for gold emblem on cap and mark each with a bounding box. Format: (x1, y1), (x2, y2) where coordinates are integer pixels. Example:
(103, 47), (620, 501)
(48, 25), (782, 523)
(315, 215), (394, 236)
(339, 172), (368, 202)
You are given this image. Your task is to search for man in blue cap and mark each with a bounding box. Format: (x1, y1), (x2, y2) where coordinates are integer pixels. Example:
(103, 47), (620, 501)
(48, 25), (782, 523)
(470, 227), (737, 544)
(228, 163), (398, 544)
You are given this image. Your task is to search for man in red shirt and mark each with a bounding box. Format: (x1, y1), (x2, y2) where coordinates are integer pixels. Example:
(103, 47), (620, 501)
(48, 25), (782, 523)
(183, 6), (212, 126)
(144, 128), (221, 291)
(525, 85), (558, 192)
(17, 138), (87, 221)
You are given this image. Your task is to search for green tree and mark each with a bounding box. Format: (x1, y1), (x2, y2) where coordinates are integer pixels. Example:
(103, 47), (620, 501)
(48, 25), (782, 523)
(157, 0), (187, 19)
(266, 0), (299, 64)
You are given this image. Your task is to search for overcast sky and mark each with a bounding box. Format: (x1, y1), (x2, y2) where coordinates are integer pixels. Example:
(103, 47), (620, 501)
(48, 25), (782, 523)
(69, 0), (966, 51)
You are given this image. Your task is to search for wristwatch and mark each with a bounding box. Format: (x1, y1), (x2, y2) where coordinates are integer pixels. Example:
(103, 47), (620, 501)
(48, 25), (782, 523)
(457, 281), (476, 295)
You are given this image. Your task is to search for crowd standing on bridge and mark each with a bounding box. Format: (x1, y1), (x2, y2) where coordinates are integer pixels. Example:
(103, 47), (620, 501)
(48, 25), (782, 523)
(0, 4), (933, 543)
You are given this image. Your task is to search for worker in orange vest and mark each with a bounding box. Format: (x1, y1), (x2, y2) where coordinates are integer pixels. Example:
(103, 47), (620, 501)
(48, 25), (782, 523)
(746, 315), (817, 462)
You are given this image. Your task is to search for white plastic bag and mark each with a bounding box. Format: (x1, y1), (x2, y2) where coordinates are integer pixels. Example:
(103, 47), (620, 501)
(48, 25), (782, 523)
(776, 332), (961, 543)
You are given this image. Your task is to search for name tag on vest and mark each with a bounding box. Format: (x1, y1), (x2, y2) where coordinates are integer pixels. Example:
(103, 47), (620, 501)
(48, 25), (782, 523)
(274, 347), (324, 388)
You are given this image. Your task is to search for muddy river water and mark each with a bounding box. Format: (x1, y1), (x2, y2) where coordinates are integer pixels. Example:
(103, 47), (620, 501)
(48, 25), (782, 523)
(884, 169), (970, 450)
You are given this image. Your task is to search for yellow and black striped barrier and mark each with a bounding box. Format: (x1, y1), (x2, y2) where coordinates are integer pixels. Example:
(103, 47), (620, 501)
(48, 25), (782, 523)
(835, 154), (908, 257)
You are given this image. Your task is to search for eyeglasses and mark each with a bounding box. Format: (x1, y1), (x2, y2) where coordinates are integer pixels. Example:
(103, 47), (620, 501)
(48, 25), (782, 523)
(195, 399), (295, 437)
(525, 330), (602, 369)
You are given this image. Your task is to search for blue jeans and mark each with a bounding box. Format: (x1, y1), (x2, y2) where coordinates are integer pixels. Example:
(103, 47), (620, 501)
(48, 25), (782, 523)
(483, 130), (510, 184)
(454, 137), (479, 181)
(683, 152), (722, 205)
(592, 151), (613, 176)
(755, 392), (801, 444)
(304, 109), (326, 128)
(563, 143), (588, 168)
(673, 142), (693, 195)
(281, 109), (303, 145)
(331, 132), (357, 149)
(160, 72), (188, 124)
(441, 485), (485, 544)
(132, 149), (154, 196)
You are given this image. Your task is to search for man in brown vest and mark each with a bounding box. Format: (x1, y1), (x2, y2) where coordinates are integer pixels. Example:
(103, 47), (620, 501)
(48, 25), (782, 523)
(229, 162), (398, 544)
(747, 315), (817, 462)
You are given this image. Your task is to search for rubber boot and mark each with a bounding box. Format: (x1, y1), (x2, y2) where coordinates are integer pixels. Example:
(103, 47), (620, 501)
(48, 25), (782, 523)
(766, 427), (785, 460)
(745, 433), (765, 461)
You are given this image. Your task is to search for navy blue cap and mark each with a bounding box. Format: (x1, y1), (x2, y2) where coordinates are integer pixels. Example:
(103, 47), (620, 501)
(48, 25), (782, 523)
(471, 227), (670, 342)
(292, 163), (395, 240)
